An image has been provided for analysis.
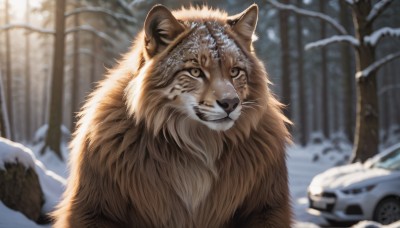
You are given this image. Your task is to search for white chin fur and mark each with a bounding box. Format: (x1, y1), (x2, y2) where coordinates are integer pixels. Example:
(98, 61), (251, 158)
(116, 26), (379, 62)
(203, 120), (234, 131)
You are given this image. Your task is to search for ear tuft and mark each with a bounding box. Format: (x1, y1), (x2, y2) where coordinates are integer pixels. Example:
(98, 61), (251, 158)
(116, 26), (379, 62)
(227, 4), (258, 49)
(144, 5), (185, 57)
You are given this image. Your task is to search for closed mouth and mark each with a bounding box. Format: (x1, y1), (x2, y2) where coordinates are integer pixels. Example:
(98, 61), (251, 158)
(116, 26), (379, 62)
(208, 117), (232, 123)
(195, 111), (232, 123)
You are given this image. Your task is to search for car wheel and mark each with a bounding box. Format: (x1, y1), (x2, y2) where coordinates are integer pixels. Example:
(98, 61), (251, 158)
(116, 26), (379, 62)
(373, 197), (400, 225)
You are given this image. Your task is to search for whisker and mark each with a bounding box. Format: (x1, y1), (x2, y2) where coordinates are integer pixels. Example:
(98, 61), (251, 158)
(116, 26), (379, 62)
(242, 102), (261, 107)
(242, 101), (261, 105)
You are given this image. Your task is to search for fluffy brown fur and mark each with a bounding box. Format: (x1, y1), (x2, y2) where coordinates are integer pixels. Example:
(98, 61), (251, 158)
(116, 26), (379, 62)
(53, 4), (292, 228)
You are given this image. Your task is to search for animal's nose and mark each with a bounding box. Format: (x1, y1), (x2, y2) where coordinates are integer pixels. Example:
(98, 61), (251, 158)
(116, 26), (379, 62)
(216, 97), (240, 114)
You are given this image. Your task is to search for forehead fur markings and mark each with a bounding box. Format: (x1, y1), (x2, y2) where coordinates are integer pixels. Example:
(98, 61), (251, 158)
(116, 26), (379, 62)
(204, 22), (241, 61)
(156, 21), (242, 84)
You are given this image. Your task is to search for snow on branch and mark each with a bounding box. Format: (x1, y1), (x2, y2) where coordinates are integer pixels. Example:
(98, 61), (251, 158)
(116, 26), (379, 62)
(367, 0), (394, 23)
(356, 51), (400, 79)
(305, 35), (359, 50)
(364, 27), (400, 46)
(267, 0), (348, 35)
(0, 23), (55, 35)
(65, 25), (115, 44)
(128, 0), (146, 8)
(65, 7), (137, 23)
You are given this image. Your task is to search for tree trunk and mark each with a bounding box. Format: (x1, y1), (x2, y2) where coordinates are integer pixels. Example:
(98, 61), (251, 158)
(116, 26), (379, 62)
(340, 0), (355, 143)
(351, 0), (379, 163)
(70, 12), (80, 132)
(4, 0), (13, 140)
(279, 0), (292, 121)
(43, 0), (66, 160)
(319, 0), (329, 139)
(296, 0), (306, 146)
(90, 33), (97, 89)
(394, 62), (400, 127)
(25, 0), (32, 140)
(42, 67), (50, 125)
(0, 73), (10, 138)
(312, 73), (319, 134)
(380, 66), (389, 137)
(388, 63), (400, 128)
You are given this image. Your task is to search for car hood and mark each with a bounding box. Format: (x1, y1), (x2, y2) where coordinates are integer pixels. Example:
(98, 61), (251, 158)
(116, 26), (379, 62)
(310, 162), (400, 190)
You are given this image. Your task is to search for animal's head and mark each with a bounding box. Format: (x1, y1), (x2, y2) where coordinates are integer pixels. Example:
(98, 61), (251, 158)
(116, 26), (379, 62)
(127, 4), (269, 133)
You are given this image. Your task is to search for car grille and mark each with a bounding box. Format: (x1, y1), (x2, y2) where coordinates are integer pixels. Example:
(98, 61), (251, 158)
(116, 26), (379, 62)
(309, 191), (337, 212)
(345, 204), (363, 215)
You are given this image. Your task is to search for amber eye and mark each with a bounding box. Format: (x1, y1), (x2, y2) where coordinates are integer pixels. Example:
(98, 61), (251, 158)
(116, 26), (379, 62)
(230, 67), (241, 78)
(189, 68), (202, 77)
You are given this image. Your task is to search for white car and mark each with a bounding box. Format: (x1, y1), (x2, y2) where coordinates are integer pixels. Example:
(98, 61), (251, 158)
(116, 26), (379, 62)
(308, 143), (400, 225)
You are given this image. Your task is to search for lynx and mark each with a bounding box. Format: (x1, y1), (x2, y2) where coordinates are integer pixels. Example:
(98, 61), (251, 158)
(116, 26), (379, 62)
(53, 4), (291, 228)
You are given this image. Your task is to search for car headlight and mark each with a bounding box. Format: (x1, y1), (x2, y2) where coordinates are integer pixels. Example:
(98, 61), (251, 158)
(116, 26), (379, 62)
(308, 185), (323, 195)
(341, 185), (375, 195)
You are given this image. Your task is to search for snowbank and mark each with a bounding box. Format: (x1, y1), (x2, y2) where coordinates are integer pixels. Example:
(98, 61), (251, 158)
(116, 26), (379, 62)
(0, 202), (46, 228)
(353, 220), (400, 228)
(30, 125), (70, 178)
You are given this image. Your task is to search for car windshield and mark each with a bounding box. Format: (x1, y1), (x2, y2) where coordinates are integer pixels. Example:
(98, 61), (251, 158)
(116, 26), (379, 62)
(373, 148), (400, 171)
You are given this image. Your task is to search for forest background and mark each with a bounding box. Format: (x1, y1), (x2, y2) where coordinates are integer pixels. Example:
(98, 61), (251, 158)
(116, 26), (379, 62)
(0, 0), (399, 171)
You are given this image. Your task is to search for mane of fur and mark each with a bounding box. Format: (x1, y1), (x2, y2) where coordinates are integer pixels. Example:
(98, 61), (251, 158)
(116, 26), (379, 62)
(53, 6), (292, 228)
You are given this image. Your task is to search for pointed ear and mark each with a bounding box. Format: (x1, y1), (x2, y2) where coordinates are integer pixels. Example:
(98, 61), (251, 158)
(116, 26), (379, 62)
(144, 5), (185, 57)
(227, 4), (258, 49)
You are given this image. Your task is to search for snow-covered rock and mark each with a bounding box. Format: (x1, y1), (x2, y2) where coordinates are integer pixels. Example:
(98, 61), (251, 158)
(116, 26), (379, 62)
(0, 137), (66, 225)
(0, 137), (36, 170)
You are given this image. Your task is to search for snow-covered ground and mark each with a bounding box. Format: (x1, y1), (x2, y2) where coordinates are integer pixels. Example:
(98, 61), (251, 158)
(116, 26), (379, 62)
(289, 138), (352, 227)
(0, 135), (399, 227)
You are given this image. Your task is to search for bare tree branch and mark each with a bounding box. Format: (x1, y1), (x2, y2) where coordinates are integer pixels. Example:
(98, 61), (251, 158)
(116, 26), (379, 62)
(305, 35), (359, 50)
(364, 27), (400, 46)
(0, 23), (55, 35)
(356, 51), (400, 79)
(367, 0), (394, 24)
(65, 25), (115, 44)
(66, 48), (110, 63)
(116, 0), (134, 17)
(267, 0), (348, 35)
(378, 84), (400, 96)
(343, 0), (355, 5)
(65, 7), (136, 23)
